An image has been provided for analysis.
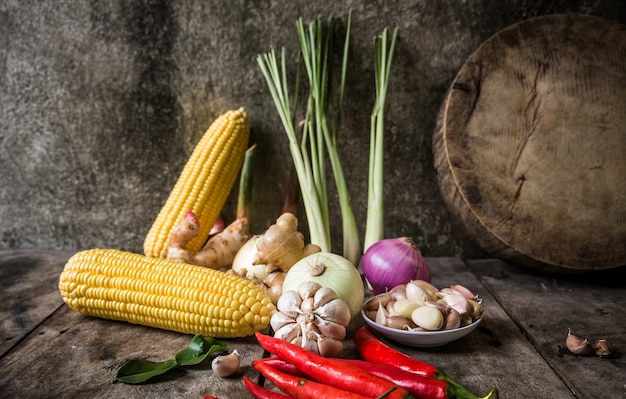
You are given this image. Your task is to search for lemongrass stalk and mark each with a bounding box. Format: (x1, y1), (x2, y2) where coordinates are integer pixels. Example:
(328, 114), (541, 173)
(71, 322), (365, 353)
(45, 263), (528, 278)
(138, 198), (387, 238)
(364, 27), (398, 252)
(296, 15), (361, 266)
(236, 144), (257, 221)
(257, 50), (331, 251)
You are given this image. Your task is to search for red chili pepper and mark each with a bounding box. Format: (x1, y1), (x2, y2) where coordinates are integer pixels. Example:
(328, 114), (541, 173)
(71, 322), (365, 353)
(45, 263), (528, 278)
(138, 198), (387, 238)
(252, 357), (309, 378)
(253, 360), (372, 399)
(354, 326), (440, 378)
(354, 327), (497, 399)
(243, 375), (291, 399)
(255, 332), (415, 399)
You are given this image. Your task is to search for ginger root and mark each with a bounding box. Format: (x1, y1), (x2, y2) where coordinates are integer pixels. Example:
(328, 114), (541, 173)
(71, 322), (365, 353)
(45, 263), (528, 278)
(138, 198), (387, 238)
(167, 210), (250, 269)
(252, 212), (320, 272)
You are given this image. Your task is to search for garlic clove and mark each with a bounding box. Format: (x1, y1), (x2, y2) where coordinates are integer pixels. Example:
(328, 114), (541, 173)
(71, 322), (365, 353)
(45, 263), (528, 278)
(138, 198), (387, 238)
(211, 350), (240, 378)
(300, 296), (315, 314)
(276, 290), (303, 317)
(443, 293), (470, 315)
(314, 298), (351, 326)
(467, 299), (484, 320)
(459, 312), (473, 327)
(274, 322), (301, 342)
(296, 281), (323, 300)
(363, 294), (392, 312)
(566, 329), (593, 356)
(393, 298), (420, 319)
(313, 286), (339, 308)
(593, 339), (612, 357)
(411, 306), (444, 331)
(443, 309), (461, 330)
(314, 315), (347, 340)
(270, 310), (296, 331)
(389, 284), (407, 301)
(405, 281), (431, 305)
(375, 300), (389, 326)
(424, 300), (448, 314)
(315, 334), (344, 358)
(450, 284), (477, 300)
(386, 315), (415, 330)
(411, 280), (440, 297)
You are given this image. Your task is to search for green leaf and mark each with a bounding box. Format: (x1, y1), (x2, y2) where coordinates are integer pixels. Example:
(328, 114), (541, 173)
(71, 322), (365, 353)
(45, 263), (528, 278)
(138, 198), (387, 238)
(175, 334), (227, 367)
(112, 335), (228, 384)
(113, 359), (178, 384)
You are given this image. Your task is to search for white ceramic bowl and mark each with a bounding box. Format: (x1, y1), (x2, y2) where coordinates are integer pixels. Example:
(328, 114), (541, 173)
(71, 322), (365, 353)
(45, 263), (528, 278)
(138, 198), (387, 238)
(361, 297), (483, 348)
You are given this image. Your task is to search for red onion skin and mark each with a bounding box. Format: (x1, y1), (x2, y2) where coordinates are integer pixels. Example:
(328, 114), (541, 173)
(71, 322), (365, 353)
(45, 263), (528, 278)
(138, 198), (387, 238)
(362, 237), (431, 295)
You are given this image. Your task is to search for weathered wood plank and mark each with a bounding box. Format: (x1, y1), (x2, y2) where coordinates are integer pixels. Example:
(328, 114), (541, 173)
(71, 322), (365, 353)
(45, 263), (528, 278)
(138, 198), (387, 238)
(374, 257), (575, 399)
(0, 300), (267, 398)
(467, 259), (626, 399)
(0, 250), (75, 356)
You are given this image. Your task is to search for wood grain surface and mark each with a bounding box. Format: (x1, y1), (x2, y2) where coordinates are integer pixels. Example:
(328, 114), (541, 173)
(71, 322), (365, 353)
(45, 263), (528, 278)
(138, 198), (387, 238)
(433, 14), (626, 272)
(1, 250), (624, 398)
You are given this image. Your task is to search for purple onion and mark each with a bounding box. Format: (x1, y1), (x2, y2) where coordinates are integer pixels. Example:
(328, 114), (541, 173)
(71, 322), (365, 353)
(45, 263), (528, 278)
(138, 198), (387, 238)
(362, 237), (431, 295)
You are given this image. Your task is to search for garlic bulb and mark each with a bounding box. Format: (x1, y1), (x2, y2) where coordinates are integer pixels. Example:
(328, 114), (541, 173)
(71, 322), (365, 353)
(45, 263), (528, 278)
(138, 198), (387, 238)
(270, 281), (351, 357)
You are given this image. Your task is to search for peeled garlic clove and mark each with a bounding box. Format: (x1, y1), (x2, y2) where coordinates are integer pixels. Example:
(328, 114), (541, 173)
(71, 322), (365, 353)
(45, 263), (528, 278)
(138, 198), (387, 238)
(411, 306), (444, 331)
(276, 290), (302, 317)
(443, 293), (470, 315)
(212, 350), (240, 378)
(405, 281), (430, 305)
(593, 339), (613, 357)
(393, 298), (420, 319)
(566, 329), (593, 355)
(443, 309), (461, 330)
(450, 284), (477, 300)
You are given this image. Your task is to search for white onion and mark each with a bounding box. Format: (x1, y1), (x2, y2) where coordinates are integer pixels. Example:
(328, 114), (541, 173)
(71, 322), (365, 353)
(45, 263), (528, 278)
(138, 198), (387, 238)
(361, 237), (432, 295)
(282, 252), (364, 319)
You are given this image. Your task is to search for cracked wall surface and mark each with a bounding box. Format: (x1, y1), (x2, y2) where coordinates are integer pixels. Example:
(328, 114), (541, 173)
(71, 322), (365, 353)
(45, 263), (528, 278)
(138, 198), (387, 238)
(1, 0), (624, 258)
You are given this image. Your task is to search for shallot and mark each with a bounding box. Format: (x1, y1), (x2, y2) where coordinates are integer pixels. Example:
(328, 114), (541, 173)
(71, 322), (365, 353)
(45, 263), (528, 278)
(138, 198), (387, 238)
(362, 237), (431, 295)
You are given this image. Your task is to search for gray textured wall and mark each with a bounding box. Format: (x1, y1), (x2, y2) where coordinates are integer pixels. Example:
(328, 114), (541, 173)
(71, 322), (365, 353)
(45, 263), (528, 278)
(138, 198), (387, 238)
(1, 0), (624, 258)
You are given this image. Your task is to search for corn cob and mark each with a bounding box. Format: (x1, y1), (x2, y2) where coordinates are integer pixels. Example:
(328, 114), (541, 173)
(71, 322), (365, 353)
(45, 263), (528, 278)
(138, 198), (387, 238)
(144, 108), (250, 258)
(59, 248), (275, 338)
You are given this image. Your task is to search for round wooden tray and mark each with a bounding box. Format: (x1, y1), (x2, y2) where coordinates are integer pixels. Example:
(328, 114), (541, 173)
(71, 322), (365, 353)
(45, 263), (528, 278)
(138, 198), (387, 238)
(433, 14), (626, 272)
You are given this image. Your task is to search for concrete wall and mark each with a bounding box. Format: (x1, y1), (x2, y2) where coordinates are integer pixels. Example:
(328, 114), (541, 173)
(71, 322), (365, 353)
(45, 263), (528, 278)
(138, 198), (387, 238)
(1, 0), (624, 258)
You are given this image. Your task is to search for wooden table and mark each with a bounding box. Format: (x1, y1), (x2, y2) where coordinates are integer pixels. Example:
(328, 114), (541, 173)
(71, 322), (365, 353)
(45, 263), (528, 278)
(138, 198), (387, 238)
(0, 250), (624, 398)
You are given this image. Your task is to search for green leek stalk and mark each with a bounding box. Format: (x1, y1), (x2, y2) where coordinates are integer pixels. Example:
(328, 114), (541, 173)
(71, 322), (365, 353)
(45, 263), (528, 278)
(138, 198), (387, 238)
(364, 27), (398, 252)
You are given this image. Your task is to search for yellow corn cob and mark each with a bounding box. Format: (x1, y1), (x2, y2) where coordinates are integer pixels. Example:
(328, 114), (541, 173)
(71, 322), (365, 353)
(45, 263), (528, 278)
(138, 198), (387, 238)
(59, 248), (275, 338)
(144, 108), (250, 258)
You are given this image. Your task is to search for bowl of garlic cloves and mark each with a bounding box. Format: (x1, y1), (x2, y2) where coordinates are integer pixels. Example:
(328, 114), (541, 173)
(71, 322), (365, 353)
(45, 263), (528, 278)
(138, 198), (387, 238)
(361, 280), (484, 347)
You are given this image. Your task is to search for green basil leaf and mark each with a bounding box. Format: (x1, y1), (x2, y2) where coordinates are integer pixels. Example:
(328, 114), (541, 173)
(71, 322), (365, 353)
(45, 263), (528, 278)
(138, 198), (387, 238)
(113, 359), (178, 384)
(175, 335), (228, 366)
